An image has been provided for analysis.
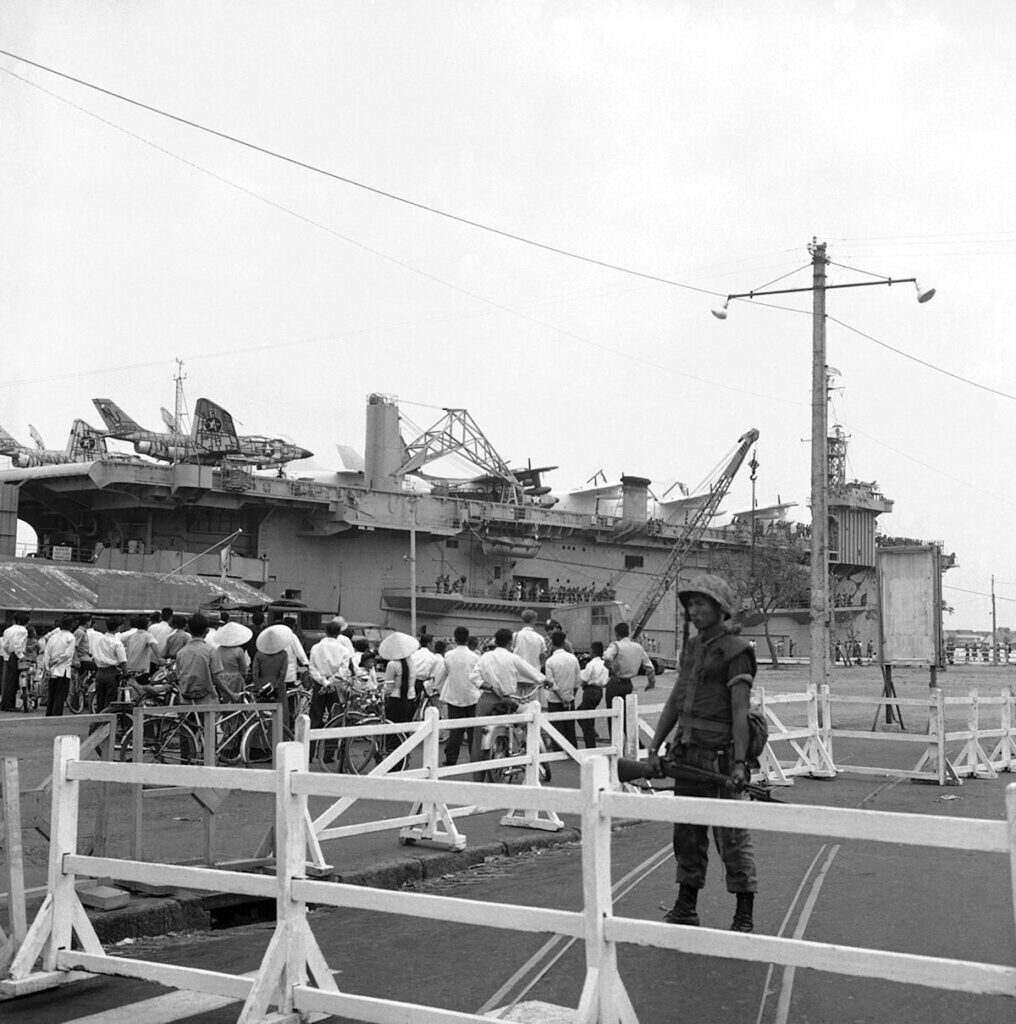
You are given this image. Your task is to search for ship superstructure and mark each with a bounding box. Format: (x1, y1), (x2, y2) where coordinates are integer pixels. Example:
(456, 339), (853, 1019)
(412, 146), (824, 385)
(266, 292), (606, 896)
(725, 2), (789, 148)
(0, 393), (898, 658)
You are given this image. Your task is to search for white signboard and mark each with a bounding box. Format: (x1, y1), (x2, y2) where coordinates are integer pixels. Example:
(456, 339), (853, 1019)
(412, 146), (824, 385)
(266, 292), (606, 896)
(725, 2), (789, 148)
(877, 545), (943, 667)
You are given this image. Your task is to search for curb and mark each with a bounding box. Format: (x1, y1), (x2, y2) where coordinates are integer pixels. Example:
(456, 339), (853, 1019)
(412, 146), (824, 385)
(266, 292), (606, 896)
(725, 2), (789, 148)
(88, 827), (584, 944)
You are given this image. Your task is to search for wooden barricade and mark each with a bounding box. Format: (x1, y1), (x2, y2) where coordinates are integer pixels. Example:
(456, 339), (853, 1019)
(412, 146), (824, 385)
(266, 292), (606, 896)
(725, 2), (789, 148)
(128, 702), (283, 868)
(5, 738), (1016, 1021)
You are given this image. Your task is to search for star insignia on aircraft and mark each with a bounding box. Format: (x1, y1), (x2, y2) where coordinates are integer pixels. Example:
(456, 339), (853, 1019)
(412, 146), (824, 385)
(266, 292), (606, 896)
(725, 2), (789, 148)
(204, 416), (222, 433)
(79, 437), (96, 450)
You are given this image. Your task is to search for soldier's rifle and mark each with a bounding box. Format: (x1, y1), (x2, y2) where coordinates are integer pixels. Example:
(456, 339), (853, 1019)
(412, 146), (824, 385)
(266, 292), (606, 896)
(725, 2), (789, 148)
(617, 756), (784, 803)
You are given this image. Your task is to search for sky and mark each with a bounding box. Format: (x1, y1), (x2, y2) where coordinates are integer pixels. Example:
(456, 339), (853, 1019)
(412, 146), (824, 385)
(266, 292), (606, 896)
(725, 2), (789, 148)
(2, 1), (1015, 630)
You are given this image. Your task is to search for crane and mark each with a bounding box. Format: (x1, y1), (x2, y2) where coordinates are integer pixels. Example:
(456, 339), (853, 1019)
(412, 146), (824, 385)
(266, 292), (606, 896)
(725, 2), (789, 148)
(629, 428), (760, 642)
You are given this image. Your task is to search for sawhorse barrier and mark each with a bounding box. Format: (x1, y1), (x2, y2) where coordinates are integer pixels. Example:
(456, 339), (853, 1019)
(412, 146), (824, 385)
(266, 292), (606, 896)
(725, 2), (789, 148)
(632, 684), (1016, 788)
(5, 736), (1016, 1022)
(254, 700), (625, 873)
(0, 714), (115, 974)
(127, 702), (283, 869)
(626, 687), (836, 786)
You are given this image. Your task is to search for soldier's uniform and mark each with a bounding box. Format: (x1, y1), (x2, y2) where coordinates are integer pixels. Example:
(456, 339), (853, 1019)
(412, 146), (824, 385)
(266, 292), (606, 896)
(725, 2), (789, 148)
(660, 573), (758, 932)
(670, 624), (758, 894)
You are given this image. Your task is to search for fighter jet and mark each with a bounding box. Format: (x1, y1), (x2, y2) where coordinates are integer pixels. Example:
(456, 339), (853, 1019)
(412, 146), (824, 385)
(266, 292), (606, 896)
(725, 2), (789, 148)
(0, 420), (127, 467)
(92, 397), (312, 468)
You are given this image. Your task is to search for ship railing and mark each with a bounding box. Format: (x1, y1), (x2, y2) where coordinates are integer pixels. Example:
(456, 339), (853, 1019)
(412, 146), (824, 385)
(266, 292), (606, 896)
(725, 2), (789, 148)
(5, 737), (1016, 1019)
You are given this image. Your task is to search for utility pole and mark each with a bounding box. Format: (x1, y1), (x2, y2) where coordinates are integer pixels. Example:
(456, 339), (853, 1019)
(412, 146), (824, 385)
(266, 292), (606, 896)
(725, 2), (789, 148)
(992, 574), (998, 665)
(809, 241), (829, 694)
(710, 240), (934, 690)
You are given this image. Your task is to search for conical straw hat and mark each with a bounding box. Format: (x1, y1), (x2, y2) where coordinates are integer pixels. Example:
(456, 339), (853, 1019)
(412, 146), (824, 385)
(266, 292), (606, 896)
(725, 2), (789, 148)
(215, 622), (252, 648)
(256, 623), (295, 655)
(378, 631), (419, 661)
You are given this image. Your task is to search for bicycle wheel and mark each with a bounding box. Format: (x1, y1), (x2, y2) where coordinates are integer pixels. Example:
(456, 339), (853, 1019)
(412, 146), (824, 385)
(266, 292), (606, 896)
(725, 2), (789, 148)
(487, 734), (510, 784)
(239, 715), (275, 766)
(153, 719), (202, 765)
(316, 710), (347, 774)
(66, 674), (85, 714)
(218, 713), (246, 765)
(344, 715), (382, 775)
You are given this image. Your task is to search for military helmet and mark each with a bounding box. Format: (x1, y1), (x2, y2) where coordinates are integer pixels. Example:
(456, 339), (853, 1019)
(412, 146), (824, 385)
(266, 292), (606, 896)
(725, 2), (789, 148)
(678, 574), (737, 620)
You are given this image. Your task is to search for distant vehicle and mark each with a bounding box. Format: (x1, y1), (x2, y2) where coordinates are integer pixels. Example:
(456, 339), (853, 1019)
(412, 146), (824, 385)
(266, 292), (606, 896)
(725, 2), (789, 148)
(92, 396), (313, 468)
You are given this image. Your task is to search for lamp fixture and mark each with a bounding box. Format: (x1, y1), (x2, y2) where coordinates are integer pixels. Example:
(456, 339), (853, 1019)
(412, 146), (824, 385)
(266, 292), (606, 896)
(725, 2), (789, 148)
(915, 281), (936, 303)
(710, 299), (729, 320)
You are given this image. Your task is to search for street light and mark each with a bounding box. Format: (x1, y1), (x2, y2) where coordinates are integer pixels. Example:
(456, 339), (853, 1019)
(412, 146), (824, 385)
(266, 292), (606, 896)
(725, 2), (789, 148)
(712, 240), (934, 693)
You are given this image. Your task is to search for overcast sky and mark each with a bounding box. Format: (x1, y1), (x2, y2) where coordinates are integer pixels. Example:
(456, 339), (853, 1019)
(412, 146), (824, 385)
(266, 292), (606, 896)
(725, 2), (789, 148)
(3, 2), (1015, 630)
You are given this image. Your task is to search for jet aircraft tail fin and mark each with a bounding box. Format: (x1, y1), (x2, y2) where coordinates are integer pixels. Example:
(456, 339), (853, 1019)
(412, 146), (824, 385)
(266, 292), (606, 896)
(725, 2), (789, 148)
(192, 397), (240, 452)
(92, 399), (144, 436)
(29, 424), (46, 450)
(67, 420), (109, 460)
(0, 425), (23, 453)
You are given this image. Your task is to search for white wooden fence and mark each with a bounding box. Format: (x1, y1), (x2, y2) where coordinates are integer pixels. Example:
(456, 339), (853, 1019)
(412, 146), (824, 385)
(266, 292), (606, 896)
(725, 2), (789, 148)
(259, 699), (627, 873)
(4, 731), (1016, 1023)
(629, 685), (1016, 787)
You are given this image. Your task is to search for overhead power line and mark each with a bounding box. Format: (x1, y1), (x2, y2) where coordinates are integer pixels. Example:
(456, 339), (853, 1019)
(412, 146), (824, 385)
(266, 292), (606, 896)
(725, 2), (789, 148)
(828, 316), (1016, 402)
(0, 47), (727, 297)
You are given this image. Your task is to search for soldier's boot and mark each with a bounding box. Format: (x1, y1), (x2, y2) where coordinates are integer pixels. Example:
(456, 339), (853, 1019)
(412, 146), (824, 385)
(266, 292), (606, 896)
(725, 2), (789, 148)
(730, 891), (755, 933)
(663, 884), (700, 926)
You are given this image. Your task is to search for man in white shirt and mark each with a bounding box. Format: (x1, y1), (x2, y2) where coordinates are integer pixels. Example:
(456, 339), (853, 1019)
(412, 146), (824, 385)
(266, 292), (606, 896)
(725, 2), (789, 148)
(1, 612), (30, 712)
(411, 634), (441, 700)
(92, 616), (128, 712)
(308, 621), (352, 730)
(603, 621), (656, 742)
(43, 614), (77, 716)
(577, 640), (609, 748)
(544, 630), (581, 749)
(282, 617), (309, 686)
(512, 609), (546, 707)
(469, 627), (546, 779)
(148, 607), (174, 653)
(434, 625), (480, 766)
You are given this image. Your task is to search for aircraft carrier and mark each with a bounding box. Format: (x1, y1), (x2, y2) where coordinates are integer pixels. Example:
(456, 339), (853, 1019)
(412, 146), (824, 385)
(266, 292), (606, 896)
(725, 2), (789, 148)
(0, 393), (893, 659)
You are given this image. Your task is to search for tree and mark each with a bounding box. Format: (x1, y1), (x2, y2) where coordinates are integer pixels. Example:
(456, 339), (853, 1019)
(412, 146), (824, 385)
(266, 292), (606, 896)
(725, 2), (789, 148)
(722, 541), (810, 668)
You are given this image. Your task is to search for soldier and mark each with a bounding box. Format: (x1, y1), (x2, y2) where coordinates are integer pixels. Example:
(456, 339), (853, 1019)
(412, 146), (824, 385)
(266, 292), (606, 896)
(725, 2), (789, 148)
(647, 574), (758, 933)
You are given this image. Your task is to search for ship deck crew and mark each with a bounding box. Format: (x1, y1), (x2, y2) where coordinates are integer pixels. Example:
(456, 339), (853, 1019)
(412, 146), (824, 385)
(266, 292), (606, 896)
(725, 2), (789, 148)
(647, 574), (758, 933)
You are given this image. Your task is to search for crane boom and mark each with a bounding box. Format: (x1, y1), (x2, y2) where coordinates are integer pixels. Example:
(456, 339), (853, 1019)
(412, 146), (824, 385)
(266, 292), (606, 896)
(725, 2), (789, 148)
(630, 428), (760, 641)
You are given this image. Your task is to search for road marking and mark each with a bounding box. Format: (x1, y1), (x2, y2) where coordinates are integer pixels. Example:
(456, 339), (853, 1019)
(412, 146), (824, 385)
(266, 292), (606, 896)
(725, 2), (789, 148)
(753, 844), (828, 1024)
(476, 843), (672, 1016)
(772, 843), (841, 1024)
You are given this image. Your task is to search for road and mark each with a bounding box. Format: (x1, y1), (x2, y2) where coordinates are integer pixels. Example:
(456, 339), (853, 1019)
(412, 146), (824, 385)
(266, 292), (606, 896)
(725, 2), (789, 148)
(4, 768), (1015, 1024)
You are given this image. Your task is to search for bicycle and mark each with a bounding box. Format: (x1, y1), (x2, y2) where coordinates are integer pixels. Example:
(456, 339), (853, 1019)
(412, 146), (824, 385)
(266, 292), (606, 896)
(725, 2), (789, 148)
(66, 662), (96, 714)
(482, 688), (551, 784)
(116, 671), (201, 765)
(232, 683), (309, 766)
(317, 680), (388, 774)
(16, 660), (42, 713)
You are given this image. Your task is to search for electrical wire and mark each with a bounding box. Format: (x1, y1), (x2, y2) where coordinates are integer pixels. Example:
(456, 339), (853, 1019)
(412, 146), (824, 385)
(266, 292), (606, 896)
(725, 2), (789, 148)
(841, 420), (1016, 508)
(0, 63), (810, 409)
(0, 48), (727, 298)
(827, 316), (1016, 402)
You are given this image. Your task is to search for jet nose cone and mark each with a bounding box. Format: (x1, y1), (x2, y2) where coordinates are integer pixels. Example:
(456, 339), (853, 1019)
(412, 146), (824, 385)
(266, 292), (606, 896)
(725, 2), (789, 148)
(297, 447), (314, 461)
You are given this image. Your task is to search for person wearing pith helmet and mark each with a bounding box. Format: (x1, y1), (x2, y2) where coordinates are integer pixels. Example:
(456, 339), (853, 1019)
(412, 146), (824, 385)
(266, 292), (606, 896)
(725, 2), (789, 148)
(647, 573), (759, 934)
